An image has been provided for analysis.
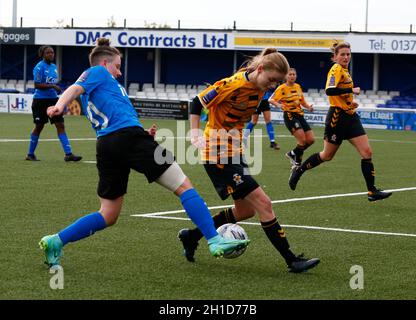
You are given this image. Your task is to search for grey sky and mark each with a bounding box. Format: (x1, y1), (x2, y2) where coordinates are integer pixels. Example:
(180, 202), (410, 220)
(0, 0), (415, 33)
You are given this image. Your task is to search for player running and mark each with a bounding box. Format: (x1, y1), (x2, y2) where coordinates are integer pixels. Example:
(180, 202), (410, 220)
(288, 42), (392, 202)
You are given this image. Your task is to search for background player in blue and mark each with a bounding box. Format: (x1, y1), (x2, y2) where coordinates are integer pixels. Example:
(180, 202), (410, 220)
(243, 87), (280, 150)
(39, 38), (249, 267)
(26, 46), (82, 162)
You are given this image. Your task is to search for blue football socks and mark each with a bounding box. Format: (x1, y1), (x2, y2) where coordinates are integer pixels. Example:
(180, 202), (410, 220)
(58, 212), (107, 245)
(245, 121), (255, 134)
(243, 122), (255, 144)
(58, 133), (72, 155)
(28, 133), (39, 155)
(266, 122), (275, 142)
(180, 189), (217, 240)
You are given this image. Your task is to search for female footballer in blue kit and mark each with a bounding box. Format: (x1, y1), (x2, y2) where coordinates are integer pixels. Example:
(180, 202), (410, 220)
(26, 46), (82, 162)
(39, 38), (248, 267)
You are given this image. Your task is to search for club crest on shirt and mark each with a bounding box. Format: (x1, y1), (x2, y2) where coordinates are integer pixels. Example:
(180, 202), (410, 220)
(77, 71), (90, 83)
(329, 75), (336, 87)
(233, 173), (244, 186)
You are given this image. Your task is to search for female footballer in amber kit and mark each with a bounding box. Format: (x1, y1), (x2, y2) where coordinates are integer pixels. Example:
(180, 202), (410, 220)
(288, 42), (392, 202)
(178, 48), (320, 273)
(269, 68), (315, 167)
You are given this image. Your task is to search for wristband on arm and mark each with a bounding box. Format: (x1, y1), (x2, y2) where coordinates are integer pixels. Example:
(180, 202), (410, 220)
(190, 96), (203, 115)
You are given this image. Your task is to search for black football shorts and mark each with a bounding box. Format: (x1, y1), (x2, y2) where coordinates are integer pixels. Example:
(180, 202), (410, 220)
(96, 126), (174, 199)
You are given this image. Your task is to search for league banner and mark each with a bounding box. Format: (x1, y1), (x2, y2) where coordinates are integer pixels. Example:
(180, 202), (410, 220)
(357, 110), (416, 131)
(271, 109), (416, 131)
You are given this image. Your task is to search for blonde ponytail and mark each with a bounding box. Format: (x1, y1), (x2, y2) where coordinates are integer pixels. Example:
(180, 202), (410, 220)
(246, 47), (289, 75)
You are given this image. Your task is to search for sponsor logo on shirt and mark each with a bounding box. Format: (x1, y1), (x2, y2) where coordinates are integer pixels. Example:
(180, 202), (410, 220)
(202, 89), (218, 105)
(46, 76), (57, 84)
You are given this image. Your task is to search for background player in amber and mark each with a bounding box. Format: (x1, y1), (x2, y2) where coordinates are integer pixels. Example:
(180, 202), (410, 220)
(178, 48), (320, 273)
(269, 68), (314, 167)
(288, 42), (392, 202)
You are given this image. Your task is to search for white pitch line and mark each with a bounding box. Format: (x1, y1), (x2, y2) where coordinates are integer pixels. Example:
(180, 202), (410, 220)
(0, 135), (270, 143)
(132, 215), (416, 238)
(369, 139), (416, 144)
(131, 187), (416, 217)
(1, 134), (415, 144)
(0, 138), (96, 142)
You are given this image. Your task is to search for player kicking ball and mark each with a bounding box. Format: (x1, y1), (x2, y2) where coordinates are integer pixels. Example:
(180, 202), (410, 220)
(39, 38), (249, 267)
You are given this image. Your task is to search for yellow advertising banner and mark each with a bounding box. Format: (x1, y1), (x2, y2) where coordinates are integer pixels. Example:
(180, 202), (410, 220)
(235, 37), (343, 49)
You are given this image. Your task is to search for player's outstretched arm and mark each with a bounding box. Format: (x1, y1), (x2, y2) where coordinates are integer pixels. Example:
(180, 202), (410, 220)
(268, 97), (284, 109)
(47, 84), (85, 117)
(147, 124), (157, 137)
(302, 102), (314, 112)
(190, 114), (205, 149)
